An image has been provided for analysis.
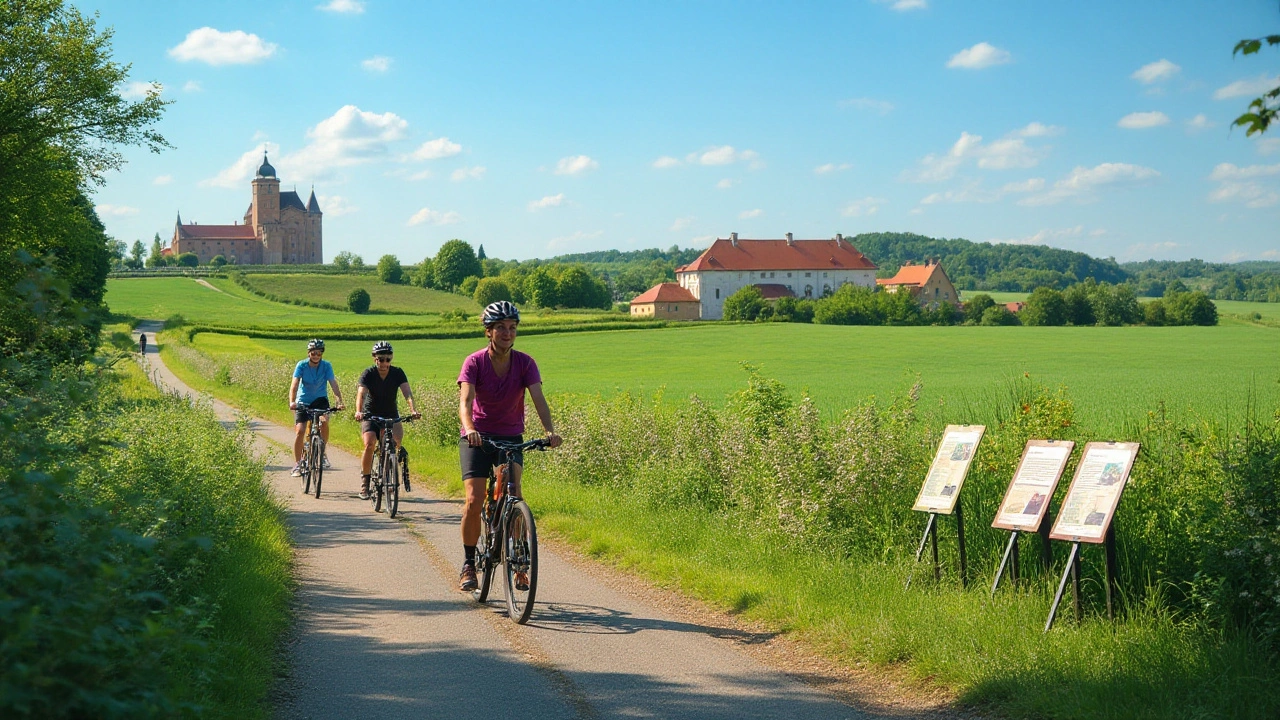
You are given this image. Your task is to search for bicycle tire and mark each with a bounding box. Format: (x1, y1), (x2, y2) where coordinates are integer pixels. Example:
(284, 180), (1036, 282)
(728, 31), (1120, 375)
(300, 440), (312, 495)
(473, 505), (494, 603)
(399, 446), (410, 492)
(311, 437), (325, 499)
(503, 500), (538, 624)
(370, 451), (383, 512)
(384, 452), (399, 518)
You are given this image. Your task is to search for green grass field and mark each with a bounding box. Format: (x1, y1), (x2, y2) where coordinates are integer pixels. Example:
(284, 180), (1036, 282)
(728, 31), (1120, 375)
(191, 321), (1280, 432)
(237, 273), (479, 314)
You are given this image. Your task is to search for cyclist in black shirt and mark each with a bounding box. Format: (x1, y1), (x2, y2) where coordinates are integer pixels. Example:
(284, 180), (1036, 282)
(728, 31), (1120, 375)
(354, 341), (420, 499)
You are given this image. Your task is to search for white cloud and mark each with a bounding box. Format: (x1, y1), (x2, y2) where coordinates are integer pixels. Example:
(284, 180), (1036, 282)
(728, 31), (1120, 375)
(281, 105), (409, 179)
(906, 129), (1044, 182)
(690, 234), (716, 247)
(1214, 74), (1280, 100)
(976, 137), (1040, 169)
(687, 146), (761, 167)
(169, 28), (277, 66)
(989, 225), (1085, 246)
(918, 177), (1043, 206)
(1020, 163), (1160, 206)
(407, 169), (432, 181)
(1001, 178), (1044, 193)
(95, 204), (139, 216)
(716, 178), (736, 189)
(1131, 59), (1181, 84)
(1017, 122), (1063, 138)
(1207, 162), (1280, 208)
(874, 0), (927, 10)
(318, 0), (364, 13)
(528, 193), (565, 211)
(1118, 111), (1171, 129)
(652, 156), (681, 169)
(1256, 138), (1280, 155)
(407, 207), (461, 226)
(739, 209), (764, 219)
(409, 137), (462, 161)
(361, 55), (392, 73)
(451, 166), (486, 182)
(838, 97), (894, 114)
(1186, 114), (1214, 131)
(669, 216), (695, 231)
(183, 80), (202, 92)
(814, 163), (852, 175)
(120, 81), (160, 99)
(947, 42), (1011, 70)
(555, 155), (598, 175)
(201, 142), (280, 188)
(317, 195), (357, 216)
(842, 197), (886, 217)
(153, 174), (172, 185)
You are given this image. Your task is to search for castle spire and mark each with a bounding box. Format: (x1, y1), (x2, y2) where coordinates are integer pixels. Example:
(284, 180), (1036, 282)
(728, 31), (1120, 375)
(307, 186), (321, 213)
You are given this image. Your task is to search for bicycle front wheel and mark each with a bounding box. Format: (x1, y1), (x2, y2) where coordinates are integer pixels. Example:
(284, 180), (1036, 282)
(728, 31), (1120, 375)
(300, 441), (312, 495)
(473, 506), (494, 603)
(503, 500), (538, 624)
(384, 452), (399, 518)
(310, 437), (325, 498)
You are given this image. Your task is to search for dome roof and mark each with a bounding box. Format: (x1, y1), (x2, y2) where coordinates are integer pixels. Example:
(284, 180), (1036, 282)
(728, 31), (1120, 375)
(256, 152), (276, 178)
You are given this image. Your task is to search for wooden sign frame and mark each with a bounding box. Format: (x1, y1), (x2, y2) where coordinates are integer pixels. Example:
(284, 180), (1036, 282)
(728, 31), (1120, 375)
(1049, 441), (1140, 544)
(992, 440), (1075, 532)
(911, 424), (986, 515)
(990, 439), (1074, 596)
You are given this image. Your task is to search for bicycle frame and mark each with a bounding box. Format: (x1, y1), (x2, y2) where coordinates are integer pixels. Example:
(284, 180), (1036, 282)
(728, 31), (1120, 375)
(474, 437), (549, 623)
(366, 415), (414, 516)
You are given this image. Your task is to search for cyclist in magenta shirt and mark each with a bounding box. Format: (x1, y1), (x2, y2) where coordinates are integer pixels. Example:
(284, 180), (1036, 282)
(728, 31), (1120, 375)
(456, 301), (561, 592)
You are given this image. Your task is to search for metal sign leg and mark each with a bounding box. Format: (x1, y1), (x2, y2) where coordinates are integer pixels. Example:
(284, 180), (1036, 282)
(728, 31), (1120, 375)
(1044, 542), (1080, 632)
(1104, 525), (1119, 622)
(955, 503), (968, 589)
(1071, 544), (1082, 623)
(905, 513), (937, 589)
(930, 515), (940, 582)
(991, 530), (1018, 597)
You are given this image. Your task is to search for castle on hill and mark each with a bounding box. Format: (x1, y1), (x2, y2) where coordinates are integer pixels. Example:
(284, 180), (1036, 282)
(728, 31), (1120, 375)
(169, 153), (322, 265)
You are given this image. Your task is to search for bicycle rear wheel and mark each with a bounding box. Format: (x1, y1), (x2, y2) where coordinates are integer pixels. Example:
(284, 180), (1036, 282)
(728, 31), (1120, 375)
(384, 452), (399, 518)
(310, 437), (325, 498)
(503, 500), (538, 624)
(370, 458), (383, 512)
(399, 446), (410, 492)
(473, 505), (495, 603)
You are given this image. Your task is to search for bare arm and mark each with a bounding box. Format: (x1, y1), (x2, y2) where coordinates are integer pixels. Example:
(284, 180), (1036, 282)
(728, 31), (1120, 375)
(328, 377), (345, 407)
(459, 382), (480, 446)
(289, 377), (301, 409)
(527, 383), (561, 447)
(355, 385), (367, 420)
(399, 382), (419, 417)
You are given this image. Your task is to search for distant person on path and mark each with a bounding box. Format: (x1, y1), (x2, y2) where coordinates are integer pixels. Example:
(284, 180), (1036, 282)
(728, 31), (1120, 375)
(456, 301), (561, 592)
(289, 339), (345, 476)
(354, 341), (419, 500)
(138, 332), (147, 355)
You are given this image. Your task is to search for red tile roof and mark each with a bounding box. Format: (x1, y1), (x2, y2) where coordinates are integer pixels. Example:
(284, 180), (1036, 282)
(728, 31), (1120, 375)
(754, 283), (795, 299)
(876, 262), (942, 287)
(679, 238), (876, 272)
(177, 224), (257, 240)
(630, 283), (698, 304)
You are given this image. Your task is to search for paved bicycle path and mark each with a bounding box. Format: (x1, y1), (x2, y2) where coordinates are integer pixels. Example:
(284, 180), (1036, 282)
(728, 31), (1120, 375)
(136, 324), (914, 720)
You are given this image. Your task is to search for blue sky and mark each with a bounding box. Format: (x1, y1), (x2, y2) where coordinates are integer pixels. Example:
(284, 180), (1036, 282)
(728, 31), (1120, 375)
(84, 0), (1280, 264)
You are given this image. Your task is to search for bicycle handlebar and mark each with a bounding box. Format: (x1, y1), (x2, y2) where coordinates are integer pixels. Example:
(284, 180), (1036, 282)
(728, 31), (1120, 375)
(482, 437), (551, 453)
(304, 407), (342, 417)
(365, 414), (418, 425)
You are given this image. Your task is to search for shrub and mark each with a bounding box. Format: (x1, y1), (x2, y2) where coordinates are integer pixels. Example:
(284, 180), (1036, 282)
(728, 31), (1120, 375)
(1143, 298), (1167, 326)
(980, 305), (1020, 326)
(210, 254), (227, 268)
(163, 313), (187, 329)
(723, 285), (768, 321)
(459, 275), (480, 297)
(526, 267), (560, 308)
(1022, 286), (1068, 326)
(963, 294), (996, 323)
(1063, 282), (1096, 325)
(176, 252), (198, 268)
(376, 254), (403, 284)
(411, 257), (436, 288)
(474, 277), (513, 306)
(1166, 290), (1218, 326)
(347, 288), (371, 314)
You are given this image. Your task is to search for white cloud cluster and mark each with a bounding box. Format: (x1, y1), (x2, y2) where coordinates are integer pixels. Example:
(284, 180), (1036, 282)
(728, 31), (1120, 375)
(1118, 111), (1170, 129)
(120, 81), (160, 99)
(153, 175), (172, 186)
(1257, 138), (1280, 155)
(96, 204), (139, 217)
(169, 28), (277, 65)
(451, 166), (485, 182)
(1131, 59), (1180, 84)
(838, 97), (894, 114)
(361, 55), (392, 73)
(407, 207), (461, 226)
(874, 0), (927, 10)
(1207, 162), (1280, 208)
(1020, 163), (1159, 206)
(1187, 114), (1214, 131)
(283, 105), (408, 179)
(947, 42), (1011, 70)
(183, 80), (202, 92)
(200, 142), (280, 188)
(547, 230), (603, 252)
(652, 156), (681, 169)
(317, 195), (357, 216)
(814, 163), (852, 175)
(990, 225), (1086, 246)
(1017, 122), (1063, 138)
(409, 137), (462, 161)
(1215, 74), (1280, 100)
(842, 197), (886, 217)
(919, 177), (1044, 206)
(318, 0), (364, 13)
(528, 193), (565, 211)
(739, 209), (764, 219)
(907, 124), (1051, 182)
(651, 146), (763, 169)
(555, 155), (598, 175)
(716, 178), (736, 189)
(669, 216), (695, 231)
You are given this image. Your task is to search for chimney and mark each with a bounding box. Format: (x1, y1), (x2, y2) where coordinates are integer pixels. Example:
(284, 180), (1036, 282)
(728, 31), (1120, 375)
(785, 232), (794, 245)
(730, 232), (738, 247)
(835, 233), (843, 245)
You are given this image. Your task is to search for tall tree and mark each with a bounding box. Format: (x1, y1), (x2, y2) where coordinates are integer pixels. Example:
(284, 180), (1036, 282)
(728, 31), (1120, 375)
(433, 239), (481, 289)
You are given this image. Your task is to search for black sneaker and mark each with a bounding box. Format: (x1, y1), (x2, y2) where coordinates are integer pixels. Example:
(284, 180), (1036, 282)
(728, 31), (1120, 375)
(359, 478), (371, 500)
(459, 564), (478, 592)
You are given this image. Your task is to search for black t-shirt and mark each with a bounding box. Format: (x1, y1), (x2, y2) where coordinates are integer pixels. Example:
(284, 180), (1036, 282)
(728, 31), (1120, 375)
(359, 365), (409, 418)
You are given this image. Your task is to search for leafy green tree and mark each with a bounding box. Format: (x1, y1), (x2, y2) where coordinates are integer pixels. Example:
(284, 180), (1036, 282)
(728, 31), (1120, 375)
(476, 244), (487, 261)
(813, 284), (879, 325)
(1143, 298), (1167, 326)
(350, 253), (365, 268)
(347, 288), (371, 314)
(1231, 32), (1280, 136)
(459, 275), (480, 297)
(1062, 282), (1096, 325)
(1090, 283), (1140, 326)
(882, 289), (924, 325)
(433, 239), (481, 289)
(376, 254), (403, 284)
(332, 250), (355, 271)
(525, 266), (560, 308)
(963, 294), (995, 323)
(768, 296), (815, 323)
(146, 235), (165, 267)
(1021, 287), (1067, 326)
(175, 252), (198, 268)
(556, 265), (611, 309)
(210, 254), (227, 268)
(1165, 290), (1218, 326)
(723, 285), (768, 321)
(980, 305), (1020, 326)
(474, 277), (513, 306)
(125, 239), (145, 269)
(411, 257), (435, 288)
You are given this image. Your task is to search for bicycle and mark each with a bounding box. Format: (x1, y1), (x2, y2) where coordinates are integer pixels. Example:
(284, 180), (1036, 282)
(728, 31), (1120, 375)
(299, 406), (341, 498)
(472, 437), (550, 624)
(366, 415), (416, 518)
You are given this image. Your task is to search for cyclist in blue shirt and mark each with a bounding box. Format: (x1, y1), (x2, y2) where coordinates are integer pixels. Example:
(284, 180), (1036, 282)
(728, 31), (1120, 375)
(289, 339), (345, 476)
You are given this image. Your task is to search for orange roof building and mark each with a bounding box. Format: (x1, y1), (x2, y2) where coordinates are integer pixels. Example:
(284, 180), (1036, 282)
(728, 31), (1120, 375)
(629, 282), (700, 321)
(673, 232), (878, 319)
(875, 259), (959, 307)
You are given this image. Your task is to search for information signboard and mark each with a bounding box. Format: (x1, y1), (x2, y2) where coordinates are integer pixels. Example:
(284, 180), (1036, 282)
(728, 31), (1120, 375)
(992, 440), (1075, 532)
(911, 425), (985, 514)
(1049, 442), (1140, 543)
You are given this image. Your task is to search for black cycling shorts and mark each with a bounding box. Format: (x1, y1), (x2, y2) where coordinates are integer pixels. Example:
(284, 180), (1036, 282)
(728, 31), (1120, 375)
(459, 434), (523, 480)
(294, 396), (330, 425)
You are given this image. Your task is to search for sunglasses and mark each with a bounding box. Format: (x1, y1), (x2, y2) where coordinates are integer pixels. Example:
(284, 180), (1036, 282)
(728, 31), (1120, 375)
(374, 356), (393, 363)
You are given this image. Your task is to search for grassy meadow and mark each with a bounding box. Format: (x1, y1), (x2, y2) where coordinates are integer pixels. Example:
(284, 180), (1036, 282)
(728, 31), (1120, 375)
(236, 272), (479, 314)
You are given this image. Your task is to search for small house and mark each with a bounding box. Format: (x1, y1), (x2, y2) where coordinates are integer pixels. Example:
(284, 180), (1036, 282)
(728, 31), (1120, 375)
(629, 283), (700, 320)
(875, 259), (959, 306)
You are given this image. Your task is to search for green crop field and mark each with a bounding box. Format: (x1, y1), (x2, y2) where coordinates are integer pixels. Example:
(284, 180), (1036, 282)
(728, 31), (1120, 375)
(192, 321), (1280, 432)
(237, 273), (478, 314)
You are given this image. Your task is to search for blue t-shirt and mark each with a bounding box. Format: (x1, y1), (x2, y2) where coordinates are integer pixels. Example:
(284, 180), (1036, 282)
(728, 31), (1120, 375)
(294, 359), (335, 405)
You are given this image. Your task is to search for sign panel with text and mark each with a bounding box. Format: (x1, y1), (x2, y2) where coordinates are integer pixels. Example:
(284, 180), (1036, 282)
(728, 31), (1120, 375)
(992, 440), (1075, 532)
(1049, 442), (1140, 543)
(912, 425), (986, 515)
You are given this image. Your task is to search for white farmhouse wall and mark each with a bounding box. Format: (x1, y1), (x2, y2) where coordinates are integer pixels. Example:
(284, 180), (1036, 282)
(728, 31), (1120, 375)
(680, 268), (877, 320)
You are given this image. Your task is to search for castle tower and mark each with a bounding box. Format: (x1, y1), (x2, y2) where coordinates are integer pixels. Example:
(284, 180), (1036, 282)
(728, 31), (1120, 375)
(251, 152), (283, 264)
(307, 188), (324, 263)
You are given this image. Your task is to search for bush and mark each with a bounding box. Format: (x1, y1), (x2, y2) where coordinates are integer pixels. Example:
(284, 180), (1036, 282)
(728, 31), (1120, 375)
(347, 288), (371, 314)
(163, 313), (187, 329)
(980, 305), (1020, 326)
(411, 257), (436, 288)
(1143, 298), (1167, 326)
(723, 285), (768, 321)
(210, 254), (227, 268)
(963, 294), (996, 323)
(474, 277), (513, 306)
(376, 254), (403, 284)
(1165, 290), (1218, 326)
(459, 275), (480, 297)
(1022, 286), (1067, 326)
(175, 252), (198, 268)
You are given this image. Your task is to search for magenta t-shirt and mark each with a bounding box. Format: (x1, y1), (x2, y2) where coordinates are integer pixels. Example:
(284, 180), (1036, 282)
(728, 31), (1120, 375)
(457, 348), (542, 436)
